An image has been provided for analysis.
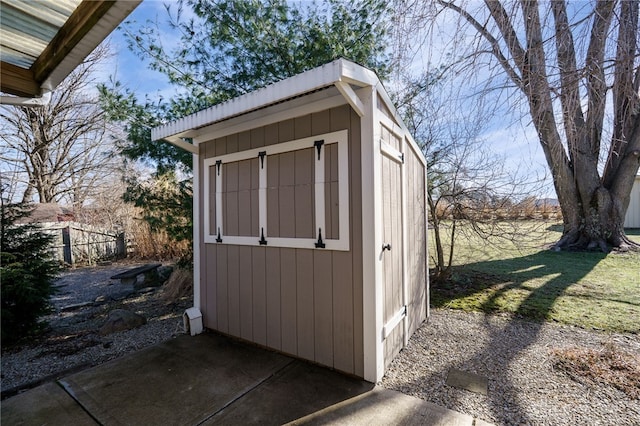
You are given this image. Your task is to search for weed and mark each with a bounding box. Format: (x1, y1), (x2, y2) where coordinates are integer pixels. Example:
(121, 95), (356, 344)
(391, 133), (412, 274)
(161, 268), (193, 303)
(551, 343), (640, 399)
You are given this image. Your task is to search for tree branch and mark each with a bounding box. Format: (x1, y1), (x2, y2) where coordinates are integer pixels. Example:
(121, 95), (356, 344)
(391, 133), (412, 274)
(437, 0), (524, 90)
(583, 0), (615, 163)
(551, 0), (587, 160)
(603, 0), (640, 187)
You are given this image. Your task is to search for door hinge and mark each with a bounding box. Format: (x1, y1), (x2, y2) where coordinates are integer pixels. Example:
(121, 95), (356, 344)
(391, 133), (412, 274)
(259, 227), (267, 245)
(258, 151), (266, 168)
(216, 227), (223, 243)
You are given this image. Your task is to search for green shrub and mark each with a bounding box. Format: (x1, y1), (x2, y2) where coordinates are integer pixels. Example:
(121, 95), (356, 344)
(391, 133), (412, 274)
(1, 202), (59, 345)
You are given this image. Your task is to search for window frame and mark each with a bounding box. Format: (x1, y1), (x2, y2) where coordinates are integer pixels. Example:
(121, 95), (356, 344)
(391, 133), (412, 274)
(203, 129), (349, 251)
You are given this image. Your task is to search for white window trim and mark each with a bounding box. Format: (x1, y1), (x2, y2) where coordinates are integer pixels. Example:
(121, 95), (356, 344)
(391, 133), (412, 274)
(203, 130), (349, 251)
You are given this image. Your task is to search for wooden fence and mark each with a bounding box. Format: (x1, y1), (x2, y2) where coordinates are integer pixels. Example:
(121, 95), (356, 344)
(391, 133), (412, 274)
(39, 222), (125, 266)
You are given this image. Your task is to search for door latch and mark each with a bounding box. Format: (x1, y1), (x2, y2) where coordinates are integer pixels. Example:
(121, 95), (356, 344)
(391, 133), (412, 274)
(382, 243), (391, 251)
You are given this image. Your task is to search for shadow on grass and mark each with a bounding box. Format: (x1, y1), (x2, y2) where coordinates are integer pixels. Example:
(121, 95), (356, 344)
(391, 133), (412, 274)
(428, 250), (607, 424)
(432, 250), (608, 321)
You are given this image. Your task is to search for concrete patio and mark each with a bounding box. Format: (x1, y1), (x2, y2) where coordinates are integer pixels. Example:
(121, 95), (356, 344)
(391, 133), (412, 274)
(2, 332), (488, 425)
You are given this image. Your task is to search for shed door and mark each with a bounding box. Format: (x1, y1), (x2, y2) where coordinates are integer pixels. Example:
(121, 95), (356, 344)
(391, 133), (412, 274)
(380, 139), (406, 365)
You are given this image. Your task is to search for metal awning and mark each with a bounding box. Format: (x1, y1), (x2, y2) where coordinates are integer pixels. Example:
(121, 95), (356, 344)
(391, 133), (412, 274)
(0, 0), (141, 99)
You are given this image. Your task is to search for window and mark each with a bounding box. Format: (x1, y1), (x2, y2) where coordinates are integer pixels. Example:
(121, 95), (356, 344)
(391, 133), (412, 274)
(204, 130), (349, 250)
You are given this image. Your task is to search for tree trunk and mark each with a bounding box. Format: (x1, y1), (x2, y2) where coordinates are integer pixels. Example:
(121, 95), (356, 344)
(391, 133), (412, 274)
(427, 191), (450, 282)
(555, 183), (638, 251)
(489, 0), (640, 252)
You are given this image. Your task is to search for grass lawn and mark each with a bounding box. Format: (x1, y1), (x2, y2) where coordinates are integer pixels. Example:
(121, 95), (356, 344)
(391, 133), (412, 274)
(430, 222), (640, 333)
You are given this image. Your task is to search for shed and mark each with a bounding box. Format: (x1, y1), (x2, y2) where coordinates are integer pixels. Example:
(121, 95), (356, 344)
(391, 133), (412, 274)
(624, 174), (640, 228)
(152, 59), (428, 382)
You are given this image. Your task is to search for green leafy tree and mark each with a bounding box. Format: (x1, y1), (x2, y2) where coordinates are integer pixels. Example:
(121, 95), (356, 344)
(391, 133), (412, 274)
(99, 0), (391, 247)
(1, 199), (59, 345)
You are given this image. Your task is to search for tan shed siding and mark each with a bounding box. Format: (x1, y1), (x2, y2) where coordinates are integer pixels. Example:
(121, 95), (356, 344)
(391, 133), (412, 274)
(199, 105), (363, 377)
(238, 130), (251, 152)
(296, 249), (314, 360)
(267, 154), (281, 236)
(324, 143), (340, 239)
(276, 151), (295, 237)
(376, 93), (395, 122)
(214, 245), (226, 332)
(227, 245), (241, 336)
(203, 231), (215, 329)
(251, 126), (265, 149)
(266, 148), (316, 238)
(220, 158), (260, 237)
(381, 145), (404, 368)
(223, 162), (239, 235)
(280, 247), (297, 355)
(294, 148), (316, 238)
(406, 142), (427, 335)
(252, 247), (267, 346)
(201, 141), (214, 330)
(239, 246), (253, 340)
(265, 248), (282, 349)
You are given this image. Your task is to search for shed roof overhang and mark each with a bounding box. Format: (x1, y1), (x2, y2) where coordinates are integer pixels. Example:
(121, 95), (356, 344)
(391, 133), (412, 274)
(0, 0), (141, 101)
(152, 59), (405, 154)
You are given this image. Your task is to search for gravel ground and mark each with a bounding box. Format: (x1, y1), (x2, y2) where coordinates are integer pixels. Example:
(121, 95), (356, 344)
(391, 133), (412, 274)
(3, 266), (638, 425)
(1, 262), (190, 396)
(380, 309), (640, 426)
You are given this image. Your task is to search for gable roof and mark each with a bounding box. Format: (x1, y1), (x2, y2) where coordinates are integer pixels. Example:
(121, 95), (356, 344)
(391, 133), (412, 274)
(151, 59), (408, 154)
(0, 0), (141, 99)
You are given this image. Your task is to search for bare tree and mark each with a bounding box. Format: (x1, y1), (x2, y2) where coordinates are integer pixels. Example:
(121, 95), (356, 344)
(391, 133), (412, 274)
(0, 45), (120, 209)
(415, 0), (640, 251)
(393, 69), (544, 281)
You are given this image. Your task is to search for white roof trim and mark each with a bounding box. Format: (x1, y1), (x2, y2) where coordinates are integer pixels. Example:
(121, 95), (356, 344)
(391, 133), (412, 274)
(152, 58), (379, 142)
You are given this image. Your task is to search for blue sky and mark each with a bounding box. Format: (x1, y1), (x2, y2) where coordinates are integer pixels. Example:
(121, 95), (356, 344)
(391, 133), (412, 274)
(104, 0), (555, 198)
(105, 1), (177, 99)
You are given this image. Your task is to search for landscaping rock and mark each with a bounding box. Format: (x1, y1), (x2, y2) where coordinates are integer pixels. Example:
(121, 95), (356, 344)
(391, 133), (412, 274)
(94, 295), (110, 304)
(133, 267), (167, 290)
(60, 302), (92, 311)
(157, 266), (174, 284)
(99, 309), (146, 336)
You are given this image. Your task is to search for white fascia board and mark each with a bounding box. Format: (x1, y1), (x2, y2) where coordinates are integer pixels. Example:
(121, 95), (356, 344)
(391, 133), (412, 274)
(152, 58), (381, 142)
(338, 59), (379, 87)
(334, 81), (364, 117)
(43, 1), (142, 92)
(192, 90), (345, 144)
(165, 136), (199, 155)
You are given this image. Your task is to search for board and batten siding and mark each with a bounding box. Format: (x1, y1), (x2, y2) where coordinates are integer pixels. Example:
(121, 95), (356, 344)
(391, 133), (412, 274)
(404, 140), (428, 335)
(379, 122), (428, 369)
(199, 105), (364, 377)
